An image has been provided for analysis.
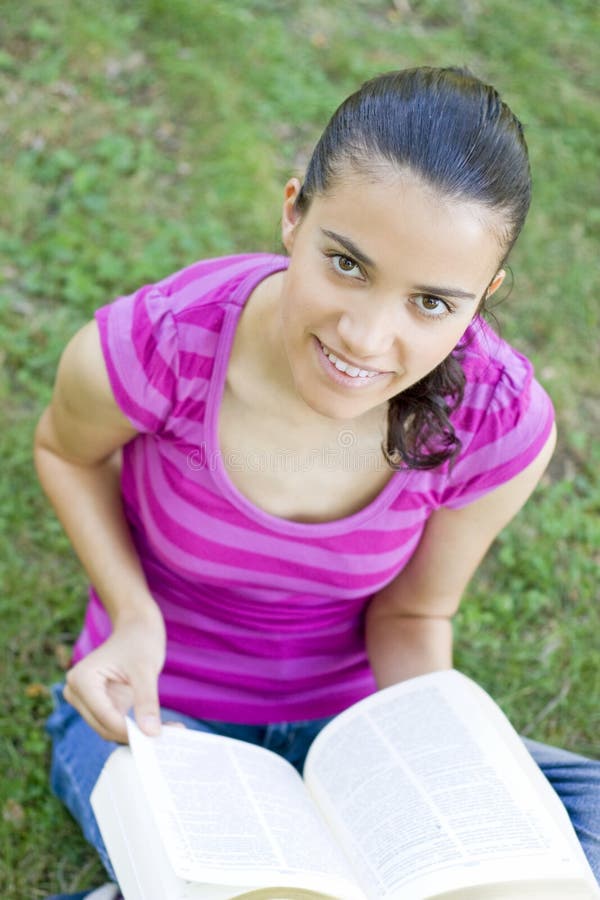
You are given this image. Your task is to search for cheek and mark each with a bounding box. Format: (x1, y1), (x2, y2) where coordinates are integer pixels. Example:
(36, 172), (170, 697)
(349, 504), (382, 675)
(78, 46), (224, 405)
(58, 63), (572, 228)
(283, 275), (326, 331)
(408, 321), (473, 367)
(280, 278), (313, 350)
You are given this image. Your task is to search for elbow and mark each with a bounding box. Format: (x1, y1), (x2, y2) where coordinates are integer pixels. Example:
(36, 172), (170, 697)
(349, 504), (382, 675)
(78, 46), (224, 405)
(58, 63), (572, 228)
(33, 407), (59, 491)
(33, 407), (51, 465)
(33, 406), (59, 466)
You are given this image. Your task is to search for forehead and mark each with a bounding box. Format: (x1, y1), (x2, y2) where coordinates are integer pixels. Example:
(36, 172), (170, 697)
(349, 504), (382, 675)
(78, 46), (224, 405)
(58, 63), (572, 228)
(304, 170), (505, 283)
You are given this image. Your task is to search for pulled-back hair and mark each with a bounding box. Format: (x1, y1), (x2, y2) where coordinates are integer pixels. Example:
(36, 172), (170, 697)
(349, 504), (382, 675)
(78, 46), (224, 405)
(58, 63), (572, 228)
(296, 66), (532, 470)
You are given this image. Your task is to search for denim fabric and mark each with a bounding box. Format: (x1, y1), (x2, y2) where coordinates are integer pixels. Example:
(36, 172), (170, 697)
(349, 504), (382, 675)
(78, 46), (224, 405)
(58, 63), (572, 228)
(46, 887), (118, 900)
(46, 685), (600, 886)
(522, 737), (600, 880)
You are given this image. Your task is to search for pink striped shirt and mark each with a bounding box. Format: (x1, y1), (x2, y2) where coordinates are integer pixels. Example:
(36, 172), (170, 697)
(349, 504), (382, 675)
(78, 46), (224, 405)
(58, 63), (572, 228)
(72, 254), (554, 722)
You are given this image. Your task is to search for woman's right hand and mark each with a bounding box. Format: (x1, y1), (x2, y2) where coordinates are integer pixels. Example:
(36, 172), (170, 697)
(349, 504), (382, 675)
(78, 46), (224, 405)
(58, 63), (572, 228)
(64, 604), (167, 744)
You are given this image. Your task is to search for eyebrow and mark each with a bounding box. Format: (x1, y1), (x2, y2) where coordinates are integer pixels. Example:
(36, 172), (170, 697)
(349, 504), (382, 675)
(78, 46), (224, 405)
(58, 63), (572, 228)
(321, 229), (477, 301)
(320, 229), (376, 269)
(413, 284), (477, 301)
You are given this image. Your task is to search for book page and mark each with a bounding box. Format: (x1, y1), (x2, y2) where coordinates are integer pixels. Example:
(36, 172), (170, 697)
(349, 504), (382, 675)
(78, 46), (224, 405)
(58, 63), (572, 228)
(127, 721), (364, 900)
(91, 746), (183, 900)
(304, 671), (598, 900)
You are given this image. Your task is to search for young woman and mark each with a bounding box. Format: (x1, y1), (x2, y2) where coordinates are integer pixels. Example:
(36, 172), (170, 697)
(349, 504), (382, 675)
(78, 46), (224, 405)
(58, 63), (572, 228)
(36, 67), (600, 899)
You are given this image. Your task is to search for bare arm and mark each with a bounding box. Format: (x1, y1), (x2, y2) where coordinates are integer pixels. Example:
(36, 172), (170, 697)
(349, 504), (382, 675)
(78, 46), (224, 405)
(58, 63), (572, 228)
(365, 425), (557, 688)
(34, 320), (166, 741)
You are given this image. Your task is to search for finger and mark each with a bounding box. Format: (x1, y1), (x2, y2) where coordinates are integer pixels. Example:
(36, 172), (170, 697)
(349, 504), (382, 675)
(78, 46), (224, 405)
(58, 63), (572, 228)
(107, 680), (134, 715)
(131, 673), (162, 736)
(84, 705), (129, 744)
(64, 675), (129, 743)
(64, 680), (129, 742)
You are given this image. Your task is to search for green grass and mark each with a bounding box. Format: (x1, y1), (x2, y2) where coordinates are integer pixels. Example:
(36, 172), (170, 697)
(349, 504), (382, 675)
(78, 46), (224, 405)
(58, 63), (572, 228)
(1, 0), (599, 895)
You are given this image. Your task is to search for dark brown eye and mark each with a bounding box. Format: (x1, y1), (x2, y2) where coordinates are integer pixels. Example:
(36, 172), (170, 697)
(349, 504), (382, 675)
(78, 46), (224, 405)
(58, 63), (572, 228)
(329, 253), (363, 278)
(412, 294), (450, 317)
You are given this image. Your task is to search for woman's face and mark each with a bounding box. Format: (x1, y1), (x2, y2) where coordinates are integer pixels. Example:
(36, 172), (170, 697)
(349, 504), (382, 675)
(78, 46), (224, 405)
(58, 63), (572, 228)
(278, 169), (506, 422)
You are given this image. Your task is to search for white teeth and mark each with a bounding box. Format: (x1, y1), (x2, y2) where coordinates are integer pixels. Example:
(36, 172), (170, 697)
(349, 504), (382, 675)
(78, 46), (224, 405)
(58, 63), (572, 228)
(320, 342), (379, 378)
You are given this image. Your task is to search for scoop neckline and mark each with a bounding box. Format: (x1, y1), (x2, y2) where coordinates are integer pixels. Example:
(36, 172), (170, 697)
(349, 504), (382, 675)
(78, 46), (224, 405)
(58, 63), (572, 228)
(205, 255), (409, 536)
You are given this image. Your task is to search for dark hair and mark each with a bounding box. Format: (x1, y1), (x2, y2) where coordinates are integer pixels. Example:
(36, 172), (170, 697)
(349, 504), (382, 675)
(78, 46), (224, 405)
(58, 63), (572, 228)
(296, 66), (532, 470)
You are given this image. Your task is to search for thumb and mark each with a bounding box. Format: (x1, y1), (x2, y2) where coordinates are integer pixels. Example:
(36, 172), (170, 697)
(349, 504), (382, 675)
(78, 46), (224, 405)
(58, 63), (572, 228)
(132, 676), (162, 736)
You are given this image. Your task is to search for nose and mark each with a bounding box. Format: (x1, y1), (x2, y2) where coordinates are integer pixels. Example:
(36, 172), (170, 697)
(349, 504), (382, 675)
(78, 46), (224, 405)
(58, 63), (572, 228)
(336, 301), (398, 360)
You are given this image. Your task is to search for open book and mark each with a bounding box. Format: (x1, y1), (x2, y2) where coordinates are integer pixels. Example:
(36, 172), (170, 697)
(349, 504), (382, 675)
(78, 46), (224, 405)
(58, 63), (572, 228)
(90, 670), (599, 900)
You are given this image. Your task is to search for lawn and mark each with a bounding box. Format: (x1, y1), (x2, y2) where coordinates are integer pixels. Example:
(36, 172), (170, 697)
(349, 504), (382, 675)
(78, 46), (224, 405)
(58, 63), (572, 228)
(1, 0), (599, 896)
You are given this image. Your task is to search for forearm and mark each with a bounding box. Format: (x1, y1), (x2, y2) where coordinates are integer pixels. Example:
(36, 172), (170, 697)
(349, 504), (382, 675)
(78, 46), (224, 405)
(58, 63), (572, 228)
(34, 329), (167, 740)
(34, 417), (158, 626)
(365, 597), (453, 689)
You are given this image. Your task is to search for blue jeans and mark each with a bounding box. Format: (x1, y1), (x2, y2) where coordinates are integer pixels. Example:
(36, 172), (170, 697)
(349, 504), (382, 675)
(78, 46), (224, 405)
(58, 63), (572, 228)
(46, 684), (600, 885)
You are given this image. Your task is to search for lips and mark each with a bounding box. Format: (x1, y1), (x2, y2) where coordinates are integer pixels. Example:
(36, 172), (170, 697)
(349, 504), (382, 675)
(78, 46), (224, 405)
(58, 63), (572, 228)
(318, 340), (383, 378)
(312, 338), (392, 392)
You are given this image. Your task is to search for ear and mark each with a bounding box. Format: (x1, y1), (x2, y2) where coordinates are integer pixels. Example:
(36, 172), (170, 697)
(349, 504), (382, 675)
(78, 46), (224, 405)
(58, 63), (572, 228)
(281, 177), (303, 253)
(485, 269), (506, 300)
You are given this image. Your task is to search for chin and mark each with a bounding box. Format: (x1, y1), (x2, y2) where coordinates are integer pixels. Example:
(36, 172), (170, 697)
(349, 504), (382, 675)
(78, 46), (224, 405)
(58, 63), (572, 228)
(295, 382), (379, 422)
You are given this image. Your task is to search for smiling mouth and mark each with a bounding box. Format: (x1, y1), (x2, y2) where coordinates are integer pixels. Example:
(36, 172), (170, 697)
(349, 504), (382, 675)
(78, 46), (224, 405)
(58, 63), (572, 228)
(318, 341), (383, 378)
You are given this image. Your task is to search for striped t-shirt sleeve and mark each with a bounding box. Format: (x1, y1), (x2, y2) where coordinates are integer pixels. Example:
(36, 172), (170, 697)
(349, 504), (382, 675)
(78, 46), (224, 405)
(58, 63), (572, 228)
(95, 283), (179, 434)
(439, 353), (555, 509)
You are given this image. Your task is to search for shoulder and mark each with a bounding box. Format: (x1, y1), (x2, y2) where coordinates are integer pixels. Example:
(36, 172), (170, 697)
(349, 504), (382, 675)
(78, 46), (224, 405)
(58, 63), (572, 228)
(456, 318), (553, 441)
(98, 252), (289, 331)
(439, 319), (555, 508)
(460, 318), (537, 397)
(96, 252), (288, 368)
(91, 253), (288, 432)
(154, 252), (289, 320)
